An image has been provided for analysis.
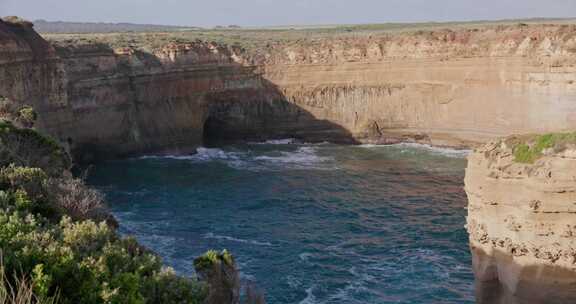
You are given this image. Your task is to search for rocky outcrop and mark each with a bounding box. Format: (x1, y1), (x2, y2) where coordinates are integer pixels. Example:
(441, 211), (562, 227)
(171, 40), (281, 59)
(465, 138), (576, 303)
(2, 19), (576, 160)
(0, 19), (66, 108)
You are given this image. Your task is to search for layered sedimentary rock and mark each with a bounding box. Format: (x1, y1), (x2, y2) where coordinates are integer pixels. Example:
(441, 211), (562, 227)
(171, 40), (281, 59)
(2, 19), (576, 160)
(466, 140), (576, 303)
(259, 27), (576, 147)
(0, 19), (265, 161)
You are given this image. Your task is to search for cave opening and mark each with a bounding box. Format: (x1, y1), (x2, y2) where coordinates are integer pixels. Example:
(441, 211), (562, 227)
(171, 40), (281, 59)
(202, 116), (226, 146)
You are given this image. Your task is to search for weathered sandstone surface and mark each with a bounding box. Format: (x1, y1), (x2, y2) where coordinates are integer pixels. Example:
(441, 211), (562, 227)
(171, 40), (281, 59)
(466, 140), (576, 303)
(2, 19), (576, 161)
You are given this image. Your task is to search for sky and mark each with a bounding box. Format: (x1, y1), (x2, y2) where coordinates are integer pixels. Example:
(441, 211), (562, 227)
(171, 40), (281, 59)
(2, 0), (575, 27)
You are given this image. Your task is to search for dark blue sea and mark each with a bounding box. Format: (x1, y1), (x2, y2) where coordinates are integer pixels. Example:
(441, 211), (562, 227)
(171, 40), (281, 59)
(86, 141), (474, 304)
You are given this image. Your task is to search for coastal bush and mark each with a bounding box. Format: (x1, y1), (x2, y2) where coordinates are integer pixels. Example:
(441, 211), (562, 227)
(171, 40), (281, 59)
(0, 258), (59, 304)
(16, 107), (37, 129)
(142, 268), (207, 304)
(193, 249), (234, 272)
(0, 121), (210, 304)
(512, 132), (576, 163)
(0, 97), (38, 130)
(46, 177), (108, 222)
(0, 121), (70, 175)
(192, 249), (265, 304)
(0, 208), (207, 304)
(0, 165), (47, 199)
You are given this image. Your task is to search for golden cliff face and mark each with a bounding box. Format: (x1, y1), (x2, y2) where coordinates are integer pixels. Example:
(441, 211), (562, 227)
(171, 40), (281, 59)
(466, 139), (576, 303)
(259, 26), (576, 147)
(2, 20), (576, 160)
(0, 20), (66, 107)
(49, 42), (264, 161)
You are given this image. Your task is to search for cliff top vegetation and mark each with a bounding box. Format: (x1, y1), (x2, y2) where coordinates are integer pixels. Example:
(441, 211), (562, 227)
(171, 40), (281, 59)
(39, 18), (576, 53)
(502, 132), (576, 164)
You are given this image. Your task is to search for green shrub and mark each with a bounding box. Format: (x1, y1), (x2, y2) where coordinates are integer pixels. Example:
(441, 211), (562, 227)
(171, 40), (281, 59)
(0, 121), (214, 304)
(13, 190), (34, 211)
(0, 165), (48, 198)
(17, 107), (37, 128)
(0, 165), (107, 222)
(1, 211), (206, 304)
(193, 250), (235, 272)
(513, 132), (576, 163)
(0, 121), (70, 174)
(142, 268), (207, 304)
(1, 258), (59, 304)
(0, 165), (60, 218)
(0, 191), (10, 208)
(194, 250), (239, 304)
(32, 264), (52, 299)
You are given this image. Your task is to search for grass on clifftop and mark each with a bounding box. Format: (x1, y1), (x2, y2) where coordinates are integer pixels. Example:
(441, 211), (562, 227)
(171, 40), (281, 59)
(42, 18), (576, 54)
(512, 132), (576, 163)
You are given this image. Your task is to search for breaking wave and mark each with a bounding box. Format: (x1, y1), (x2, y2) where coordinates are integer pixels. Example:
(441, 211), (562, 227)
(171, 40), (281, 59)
(140, 146), (334, 171)
(254, 147), (332, 165)
(204, 233), (273, 247)
(298, 287), (318, 304)
(361, 142), (471, 158)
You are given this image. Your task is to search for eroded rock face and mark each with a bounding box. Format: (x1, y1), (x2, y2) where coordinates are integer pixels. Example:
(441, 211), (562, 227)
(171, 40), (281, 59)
(465, 141), (576, 303)
(2, 20), (576, 160)
(259, 26), (576, 147)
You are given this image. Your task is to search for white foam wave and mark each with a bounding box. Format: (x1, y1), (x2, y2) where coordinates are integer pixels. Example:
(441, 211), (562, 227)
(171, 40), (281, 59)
(203, 233), (272, 246)
(366, 248), (456, 280)
(361, 142), (470, 158)
(254, 147), (332, 165)
(298, 252), (314, 263)
(192, 147), (246, 161)
(140, 148), (252, 170)
(348, 266), (376, 282)
(328, 283), (368, 303)
(140, 148), (245, 161)
(298, 286), (318, 304)
(140, 146), (335, 171)
(286, 275), (303, 289)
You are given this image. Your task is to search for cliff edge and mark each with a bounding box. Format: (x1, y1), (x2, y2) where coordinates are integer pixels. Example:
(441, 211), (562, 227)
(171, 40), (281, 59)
(2, 18), (576, 162)
(466, 134), (576, 303)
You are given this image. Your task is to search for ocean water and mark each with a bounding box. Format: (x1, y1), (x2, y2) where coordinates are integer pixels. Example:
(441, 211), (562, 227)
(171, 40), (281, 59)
(86, 141), (474, 304)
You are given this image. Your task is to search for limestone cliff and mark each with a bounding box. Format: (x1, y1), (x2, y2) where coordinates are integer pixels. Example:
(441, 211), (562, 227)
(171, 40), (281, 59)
(2, 19), (576, 160)
(258, 25), (576, 147)
(466, 137), (576, 303)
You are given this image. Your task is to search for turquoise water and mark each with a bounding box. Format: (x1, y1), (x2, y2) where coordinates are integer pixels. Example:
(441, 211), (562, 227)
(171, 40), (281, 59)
(86, 141), (474, 304)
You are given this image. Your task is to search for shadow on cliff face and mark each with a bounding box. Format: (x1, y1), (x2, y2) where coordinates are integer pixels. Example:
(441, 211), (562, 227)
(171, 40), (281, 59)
(203, 82), (360, 146)
(472, 246), (576, 304)
(57, 41), (360, 159)
(0, 19), (359, 162)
